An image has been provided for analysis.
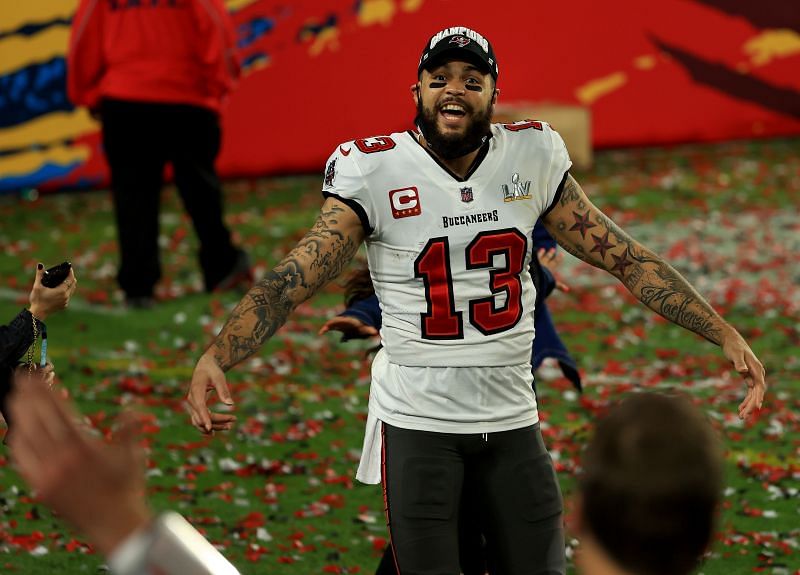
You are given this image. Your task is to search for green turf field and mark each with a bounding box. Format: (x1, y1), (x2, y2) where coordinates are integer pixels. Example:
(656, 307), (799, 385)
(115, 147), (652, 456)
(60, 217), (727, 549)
(0, 137), (798, 574)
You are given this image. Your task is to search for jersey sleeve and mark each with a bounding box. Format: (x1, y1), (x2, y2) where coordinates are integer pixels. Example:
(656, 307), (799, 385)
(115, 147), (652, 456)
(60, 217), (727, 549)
(321, 145), (375, 236)
(541, 125), (572, 216)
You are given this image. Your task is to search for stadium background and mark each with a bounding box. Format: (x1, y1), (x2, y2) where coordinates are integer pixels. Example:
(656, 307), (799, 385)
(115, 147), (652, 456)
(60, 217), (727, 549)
(1, 0), (799, 192)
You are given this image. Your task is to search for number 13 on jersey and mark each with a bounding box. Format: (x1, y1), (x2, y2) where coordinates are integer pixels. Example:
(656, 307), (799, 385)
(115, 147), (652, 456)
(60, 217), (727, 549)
(414, 228), (528, 339)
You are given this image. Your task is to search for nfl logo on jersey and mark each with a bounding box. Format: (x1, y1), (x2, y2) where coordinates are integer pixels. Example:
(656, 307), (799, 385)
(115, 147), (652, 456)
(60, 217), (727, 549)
(460, 187), (474, 203)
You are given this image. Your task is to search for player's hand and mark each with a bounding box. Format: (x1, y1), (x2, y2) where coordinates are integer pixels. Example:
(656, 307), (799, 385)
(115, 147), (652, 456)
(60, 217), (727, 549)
(186, 353), (236, 434)
(318, 316), (379, 339)
(720, 327), (766, 420)
(537, 248), (570, 292)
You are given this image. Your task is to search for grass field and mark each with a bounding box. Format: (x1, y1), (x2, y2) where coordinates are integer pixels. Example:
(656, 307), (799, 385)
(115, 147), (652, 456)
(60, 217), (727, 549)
(0, 137), (798, 574)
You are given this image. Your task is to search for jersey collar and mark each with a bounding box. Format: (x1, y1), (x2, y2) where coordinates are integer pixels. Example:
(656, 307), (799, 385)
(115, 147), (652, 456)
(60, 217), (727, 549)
(407, 130), (492, 183)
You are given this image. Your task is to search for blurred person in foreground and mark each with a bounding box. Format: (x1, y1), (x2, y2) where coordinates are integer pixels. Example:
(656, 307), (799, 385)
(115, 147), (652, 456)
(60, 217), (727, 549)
(1, 263), (76, 442)
(67, 0), (251, 308)
(7, 370), (240, 575)
(186, 24), (765, 574)
(574, 392), (724, 575)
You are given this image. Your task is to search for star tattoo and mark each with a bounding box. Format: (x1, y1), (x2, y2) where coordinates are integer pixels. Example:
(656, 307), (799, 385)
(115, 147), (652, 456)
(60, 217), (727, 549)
(611, 248), (634, 275)
(569, 211), (597, 238)
(590, 230), (616, 259)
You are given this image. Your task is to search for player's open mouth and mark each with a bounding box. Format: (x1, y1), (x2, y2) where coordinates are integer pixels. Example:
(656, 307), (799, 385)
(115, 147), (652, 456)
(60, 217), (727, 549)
(440, 103), (467, 123)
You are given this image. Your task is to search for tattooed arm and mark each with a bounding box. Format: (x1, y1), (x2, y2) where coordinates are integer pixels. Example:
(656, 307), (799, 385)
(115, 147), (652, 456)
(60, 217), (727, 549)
(187, 198), (365, 433)
(542, 174), (766, 418)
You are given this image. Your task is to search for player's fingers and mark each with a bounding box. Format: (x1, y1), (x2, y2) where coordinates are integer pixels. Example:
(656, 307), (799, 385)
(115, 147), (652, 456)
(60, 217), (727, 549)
(359, 325), (379, 336)
(186, 383), (213, 432)
(211, 374), (234, 407)
(738, 390), (757, 420)
(210, 413), (236, 424)
(318, 318), (348, 334)
(189, 409), (213, 435)
(320, 317), (363, 336)
(210, 420), (235, 431)
(739, 375), (765, 419)
(730, 352), (749, 375)
(746, 356), (766, 408)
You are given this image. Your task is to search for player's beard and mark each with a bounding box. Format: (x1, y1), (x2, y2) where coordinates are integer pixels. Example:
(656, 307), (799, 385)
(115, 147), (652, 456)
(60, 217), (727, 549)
(415, 99), (493, 160)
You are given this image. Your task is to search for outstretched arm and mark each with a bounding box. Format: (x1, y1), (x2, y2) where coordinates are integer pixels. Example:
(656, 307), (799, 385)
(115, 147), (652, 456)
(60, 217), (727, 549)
(187, 198), (365, 433)
(543, 175), (766, 418)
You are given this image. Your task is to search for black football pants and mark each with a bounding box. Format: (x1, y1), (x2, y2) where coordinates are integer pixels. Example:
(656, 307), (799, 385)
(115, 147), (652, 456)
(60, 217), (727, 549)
(100, 98), (238, 298)
(381, 423), (565, 575)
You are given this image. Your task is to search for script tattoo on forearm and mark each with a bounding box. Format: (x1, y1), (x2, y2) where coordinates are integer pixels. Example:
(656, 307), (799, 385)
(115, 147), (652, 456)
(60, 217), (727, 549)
(636, 266), (722, 343)
(211, 204), (360, 369)
(547, 175), (725, 345)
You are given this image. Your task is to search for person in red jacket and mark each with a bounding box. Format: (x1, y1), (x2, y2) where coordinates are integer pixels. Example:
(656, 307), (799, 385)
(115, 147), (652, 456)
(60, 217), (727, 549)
(68, 0), (251, 308)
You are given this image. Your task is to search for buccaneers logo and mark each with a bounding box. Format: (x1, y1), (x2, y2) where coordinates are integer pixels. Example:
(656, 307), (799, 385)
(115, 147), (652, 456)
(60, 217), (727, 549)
(449, 36), (471, 48)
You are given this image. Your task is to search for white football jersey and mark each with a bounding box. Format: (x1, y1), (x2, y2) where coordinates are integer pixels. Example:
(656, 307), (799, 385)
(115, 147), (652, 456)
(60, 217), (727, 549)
(323, 121), (571, 368)
(323, 121), (570, 453)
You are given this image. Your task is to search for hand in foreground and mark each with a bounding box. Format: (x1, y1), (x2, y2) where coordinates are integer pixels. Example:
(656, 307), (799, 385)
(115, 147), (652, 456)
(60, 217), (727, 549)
(318, 316), (379, 339)
(720, 327), (766, 419)
(29, 264), (78, 320)
(14, 362), (56, 388)
(537, 248), (570, 292)
(8, 371), (151, 556)
(186, 353), (236, 434)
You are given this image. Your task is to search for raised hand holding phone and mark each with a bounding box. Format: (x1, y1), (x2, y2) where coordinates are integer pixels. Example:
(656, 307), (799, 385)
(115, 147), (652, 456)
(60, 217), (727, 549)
(41, 261), (72, 288)
(29, 262), (77, 320)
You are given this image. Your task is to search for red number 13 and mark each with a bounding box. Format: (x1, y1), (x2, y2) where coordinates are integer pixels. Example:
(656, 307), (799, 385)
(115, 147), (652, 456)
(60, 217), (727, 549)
(414, 229), (528, 339)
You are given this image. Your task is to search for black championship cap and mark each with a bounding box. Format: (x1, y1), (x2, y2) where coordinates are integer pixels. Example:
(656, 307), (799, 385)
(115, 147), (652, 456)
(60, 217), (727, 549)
(418, 26), (498, 80)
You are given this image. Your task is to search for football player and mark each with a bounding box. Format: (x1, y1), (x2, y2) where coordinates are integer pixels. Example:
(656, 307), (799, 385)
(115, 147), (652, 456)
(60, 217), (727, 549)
(187, 25), (766, 574)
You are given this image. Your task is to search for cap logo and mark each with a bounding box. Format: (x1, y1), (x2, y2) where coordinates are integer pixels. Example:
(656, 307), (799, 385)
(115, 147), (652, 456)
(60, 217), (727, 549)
(429, 26), (489, 53)
(449, 36), (470, 48)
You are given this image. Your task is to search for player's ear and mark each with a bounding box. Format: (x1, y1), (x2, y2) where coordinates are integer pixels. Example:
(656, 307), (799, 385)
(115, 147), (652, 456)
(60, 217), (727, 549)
(411, 82), (421, 105)
(491, 87), (500, 106)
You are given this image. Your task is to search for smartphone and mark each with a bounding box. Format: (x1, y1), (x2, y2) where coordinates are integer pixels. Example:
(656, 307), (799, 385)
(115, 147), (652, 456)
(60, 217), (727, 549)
(41, 261), (72, 288)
